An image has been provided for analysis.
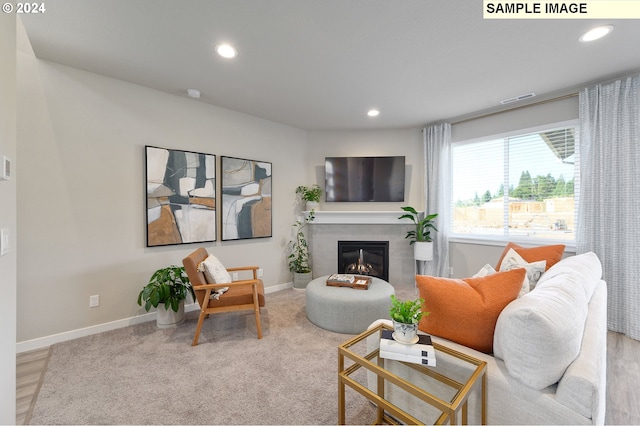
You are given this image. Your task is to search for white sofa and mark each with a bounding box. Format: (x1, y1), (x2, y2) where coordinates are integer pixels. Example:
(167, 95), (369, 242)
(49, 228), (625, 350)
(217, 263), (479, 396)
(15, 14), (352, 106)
(367, 252), (607, 425)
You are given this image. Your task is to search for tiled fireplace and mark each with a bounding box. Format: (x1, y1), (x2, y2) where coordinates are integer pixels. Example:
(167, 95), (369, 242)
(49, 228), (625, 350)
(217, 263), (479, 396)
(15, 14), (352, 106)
(308, 211), (415, 289)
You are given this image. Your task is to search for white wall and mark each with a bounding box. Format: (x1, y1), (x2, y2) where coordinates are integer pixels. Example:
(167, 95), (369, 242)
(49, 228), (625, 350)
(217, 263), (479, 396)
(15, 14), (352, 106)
(451, 95), (579, 142)
(0, 12), (17, 424)
(17, 47), (308, 345)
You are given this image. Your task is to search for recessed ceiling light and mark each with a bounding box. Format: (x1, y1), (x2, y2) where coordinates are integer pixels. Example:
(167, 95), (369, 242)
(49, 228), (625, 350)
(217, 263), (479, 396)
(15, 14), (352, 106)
(579, 25), (614, 42)
(367, 109), (380, 117)
(216, 43), (237, 58)
(187, 89), (201, 99)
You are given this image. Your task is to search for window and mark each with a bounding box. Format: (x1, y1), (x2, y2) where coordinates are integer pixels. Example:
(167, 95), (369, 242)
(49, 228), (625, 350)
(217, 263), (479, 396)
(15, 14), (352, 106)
(451, 121), (579, 242)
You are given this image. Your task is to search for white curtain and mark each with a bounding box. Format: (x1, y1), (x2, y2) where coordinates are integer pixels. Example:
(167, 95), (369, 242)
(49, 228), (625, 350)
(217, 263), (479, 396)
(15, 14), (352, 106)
(423, 123), (451, 277)
(578, 74), (640, 340)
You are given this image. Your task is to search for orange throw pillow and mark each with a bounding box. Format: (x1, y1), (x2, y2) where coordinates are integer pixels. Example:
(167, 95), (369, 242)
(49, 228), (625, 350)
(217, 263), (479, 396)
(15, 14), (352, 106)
(495, 242), (565, 271)
(417, 268), (525, 354)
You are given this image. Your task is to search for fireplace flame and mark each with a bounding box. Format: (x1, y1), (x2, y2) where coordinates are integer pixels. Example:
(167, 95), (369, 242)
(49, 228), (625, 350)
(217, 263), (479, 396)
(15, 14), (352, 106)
(346, 249), (379, 276)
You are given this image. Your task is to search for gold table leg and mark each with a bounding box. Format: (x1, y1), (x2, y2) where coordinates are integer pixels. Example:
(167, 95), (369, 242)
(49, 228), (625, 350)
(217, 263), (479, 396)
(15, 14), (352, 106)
(338, 354), (345, 425)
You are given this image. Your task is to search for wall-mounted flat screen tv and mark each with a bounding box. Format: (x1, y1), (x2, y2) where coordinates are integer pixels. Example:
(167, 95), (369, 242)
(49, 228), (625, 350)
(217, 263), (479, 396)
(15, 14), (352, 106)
(325, 156), (405, 202)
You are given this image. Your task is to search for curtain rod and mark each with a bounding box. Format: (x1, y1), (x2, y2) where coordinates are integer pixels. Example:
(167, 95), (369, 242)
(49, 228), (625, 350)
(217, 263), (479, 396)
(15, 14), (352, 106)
(449, 92), (578, 126)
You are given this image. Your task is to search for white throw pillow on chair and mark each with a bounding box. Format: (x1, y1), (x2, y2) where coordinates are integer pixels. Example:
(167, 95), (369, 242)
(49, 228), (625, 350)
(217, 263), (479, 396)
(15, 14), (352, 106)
(197, 254), (232, 284)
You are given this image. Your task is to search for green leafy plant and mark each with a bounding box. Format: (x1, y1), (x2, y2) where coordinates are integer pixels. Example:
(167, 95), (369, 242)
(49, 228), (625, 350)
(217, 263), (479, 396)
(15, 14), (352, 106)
(137, 266), (195, 313)
(398, 206), (438, 244)
(389, 295), (428, 324)
(295, 184), (322, 203)
(288, 211), (315, 273)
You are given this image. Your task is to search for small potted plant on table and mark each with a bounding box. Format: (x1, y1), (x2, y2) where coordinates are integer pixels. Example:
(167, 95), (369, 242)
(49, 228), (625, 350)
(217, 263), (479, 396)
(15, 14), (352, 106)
(389, 295), (428, 343)
(137, 265), (195, 328)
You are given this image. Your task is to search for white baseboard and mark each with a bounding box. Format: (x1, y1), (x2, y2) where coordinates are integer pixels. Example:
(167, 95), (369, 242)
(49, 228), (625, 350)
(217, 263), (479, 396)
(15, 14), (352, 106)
(16, 282), (293, 354)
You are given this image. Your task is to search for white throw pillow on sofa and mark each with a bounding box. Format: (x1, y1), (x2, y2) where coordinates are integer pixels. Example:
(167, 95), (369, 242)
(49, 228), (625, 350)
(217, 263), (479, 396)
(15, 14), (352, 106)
(473, 262), (531, 298)
(493, 259), (589, 390)
(499, 248), (545, 293)
(197, 254), (232, 284)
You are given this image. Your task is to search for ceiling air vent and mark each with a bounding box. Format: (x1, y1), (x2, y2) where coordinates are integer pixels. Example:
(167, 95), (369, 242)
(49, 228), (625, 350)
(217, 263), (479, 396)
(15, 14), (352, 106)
(500, 92), (536, 105)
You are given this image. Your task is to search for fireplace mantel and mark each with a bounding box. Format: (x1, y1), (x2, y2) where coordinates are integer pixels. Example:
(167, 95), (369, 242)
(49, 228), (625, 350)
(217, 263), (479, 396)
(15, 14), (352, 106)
(305, 211), (406, 225)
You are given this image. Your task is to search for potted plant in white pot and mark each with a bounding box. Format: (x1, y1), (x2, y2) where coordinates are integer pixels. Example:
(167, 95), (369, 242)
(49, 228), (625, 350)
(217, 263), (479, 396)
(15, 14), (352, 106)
(137, 265), (195, 328)
(389, 295), (428, 343)
(288, 211), (315, 289)
(398, 206), (438, 263)
(296, 184), (322, 211)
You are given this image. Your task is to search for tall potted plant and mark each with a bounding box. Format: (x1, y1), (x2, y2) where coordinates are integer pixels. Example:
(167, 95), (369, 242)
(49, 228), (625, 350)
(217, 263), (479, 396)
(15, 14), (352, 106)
(137, 265), (195, 328)
(288, 211), (315, 289)
(296, 184), (322, 211)
(398, 206), (438, 261)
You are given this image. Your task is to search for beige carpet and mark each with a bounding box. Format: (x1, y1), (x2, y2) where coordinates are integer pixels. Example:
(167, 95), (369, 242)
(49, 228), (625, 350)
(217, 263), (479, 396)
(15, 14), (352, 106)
(29, 287), (416, 425)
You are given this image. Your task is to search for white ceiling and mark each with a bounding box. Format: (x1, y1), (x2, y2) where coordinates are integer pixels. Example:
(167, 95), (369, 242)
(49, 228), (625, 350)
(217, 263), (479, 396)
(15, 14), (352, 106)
(20, 0), (640, 130)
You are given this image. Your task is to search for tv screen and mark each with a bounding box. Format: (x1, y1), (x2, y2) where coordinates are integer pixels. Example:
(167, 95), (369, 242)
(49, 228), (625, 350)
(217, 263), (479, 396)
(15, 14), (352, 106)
(325, 156), (405, 202)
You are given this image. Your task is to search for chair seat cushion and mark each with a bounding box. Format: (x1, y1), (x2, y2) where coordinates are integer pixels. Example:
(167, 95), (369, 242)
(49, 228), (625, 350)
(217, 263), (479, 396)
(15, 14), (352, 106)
(209, 279), (265, 308)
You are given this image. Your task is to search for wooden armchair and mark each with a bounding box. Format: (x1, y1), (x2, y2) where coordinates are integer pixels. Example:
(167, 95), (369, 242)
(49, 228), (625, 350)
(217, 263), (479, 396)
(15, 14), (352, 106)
(182, 247), (265, 346)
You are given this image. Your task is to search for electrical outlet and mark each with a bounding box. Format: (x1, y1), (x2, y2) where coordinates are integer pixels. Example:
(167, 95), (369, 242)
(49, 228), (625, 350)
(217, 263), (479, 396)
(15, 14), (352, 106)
(257, 268), (264, 278)
(89, 295), (100, 308)
(449, 267), (454, 277)
(232, 272), (239, 281)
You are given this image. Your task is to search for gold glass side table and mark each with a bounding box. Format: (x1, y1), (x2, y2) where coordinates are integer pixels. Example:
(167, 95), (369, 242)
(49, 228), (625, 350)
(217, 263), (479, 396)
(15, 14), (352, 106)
(338, 323), (487, 425)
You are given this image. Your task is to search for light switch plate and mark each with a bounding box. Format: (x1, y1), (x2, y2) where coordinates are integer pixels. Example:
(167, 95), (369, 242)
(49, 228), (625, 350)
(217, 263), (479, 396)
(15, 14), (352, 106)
(1, 156), (10, 180)
(0, 229), (8, 256)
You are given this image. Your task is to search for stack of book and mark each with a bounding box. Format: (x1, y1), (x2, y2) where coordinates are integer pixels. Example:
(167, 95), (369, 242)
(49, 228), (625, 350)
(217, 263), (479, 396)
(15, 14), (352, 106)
(326, 274), (372, 289)
(379, 329), (436, 366)
(326, 274), (355, 284)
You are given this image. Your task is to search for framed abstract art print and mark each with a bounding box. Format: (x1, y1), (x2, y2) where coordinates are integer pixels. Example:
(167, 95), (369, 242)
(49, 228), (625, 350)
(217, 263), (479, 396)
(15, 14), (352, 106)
(145, 146), (216, 247)
(220, 156), (272, 241)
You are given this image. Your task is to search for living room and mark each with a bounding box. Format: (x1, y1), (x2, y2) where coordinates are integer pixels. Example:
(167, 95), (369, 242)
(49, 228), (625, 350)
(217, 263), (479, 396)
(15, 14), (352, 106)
(2, 1), (640, 424)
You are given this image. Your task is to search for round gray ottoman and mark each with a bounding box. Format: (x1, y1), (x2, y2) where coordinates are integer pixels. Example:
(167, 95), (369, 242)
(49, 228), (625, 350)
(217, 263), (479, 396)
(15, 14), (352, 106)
(305, 275), (395, 334)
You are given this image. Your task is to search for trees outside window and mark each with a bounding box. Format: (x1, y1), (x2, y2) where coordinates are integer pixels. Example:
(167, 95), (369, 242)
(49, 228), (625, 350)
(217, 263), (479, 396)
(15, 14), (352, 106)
(451, 122), (579, 241)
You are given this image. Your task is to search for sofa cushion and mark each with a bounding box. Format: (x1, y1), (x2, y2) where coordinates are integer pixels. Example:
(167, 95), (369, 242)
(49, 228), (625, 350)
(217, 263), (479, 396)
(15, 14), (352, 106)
(495, 242), (565, 271)
(197, 254), (232, 284)
(535, 251), (602, 301)
(416, 268), (525, 354)
(556, 279), (607, 420)
(493, 257), (591, 390)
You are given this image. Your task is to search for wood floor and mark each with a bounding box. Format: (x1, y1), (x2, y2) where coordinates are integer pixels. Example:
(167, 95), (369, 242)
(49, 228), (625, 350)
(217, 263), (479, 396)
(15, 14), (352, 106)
(605, 331), (640, 424)
(15, 332), (640, 425)
(16, 346), (50, 425)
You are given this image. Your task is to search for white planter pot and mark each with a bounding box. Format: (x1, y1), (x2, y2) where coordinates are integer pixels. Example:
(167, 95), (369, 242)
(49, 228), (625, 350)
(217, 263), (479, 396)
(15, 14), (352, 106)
(156, 301), (185, 328)
(392, 320), (419, 344)
(413, 241), (434, 261)
(293, 271), (313, 290)
(305, 201), (319, 211)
